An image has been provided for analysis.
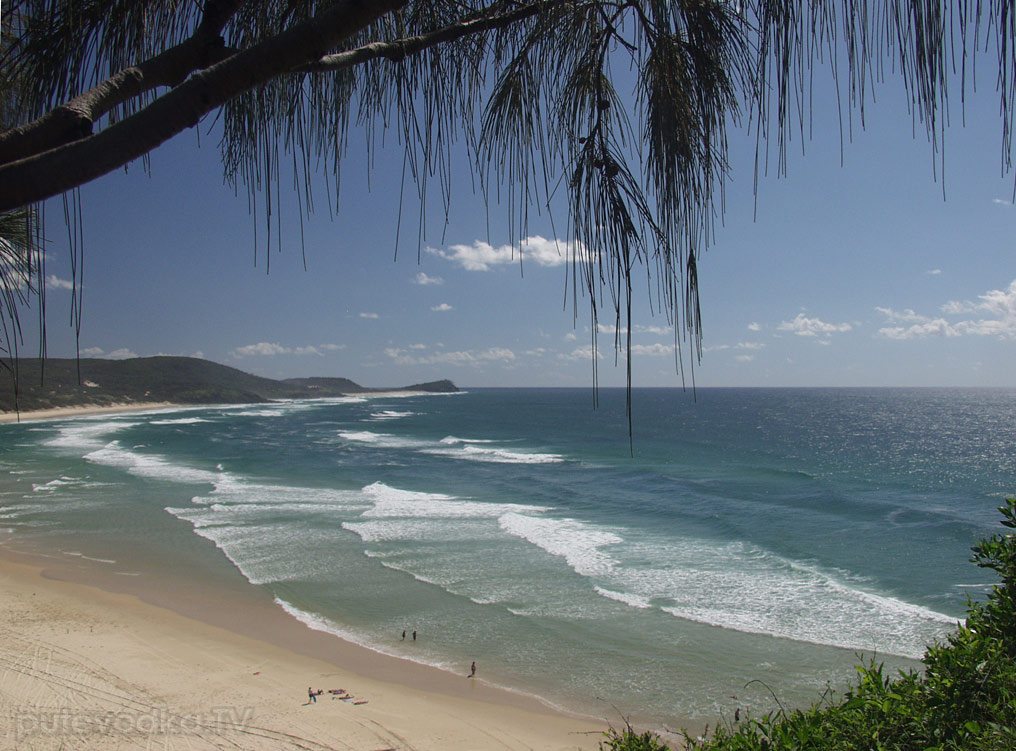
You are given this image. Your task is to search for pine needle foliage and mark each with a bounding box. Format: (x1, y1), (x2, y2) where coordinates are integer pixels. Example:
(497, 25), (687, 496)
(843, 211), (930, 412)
(1, 1), (1016, 398)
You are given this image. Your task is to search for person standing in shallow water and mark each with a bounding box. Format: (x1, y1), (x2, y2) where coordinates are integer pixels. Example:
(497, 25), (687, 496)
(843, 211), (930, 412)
(412, 630), (416, 641)
(469, 661), (476, 678)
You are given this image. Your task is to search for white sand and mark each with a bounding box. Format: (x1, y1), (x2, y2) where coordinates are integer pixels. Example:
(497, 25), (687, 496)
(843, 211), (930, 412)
(0, 555), (604, 751)
(0, 402), (179, 423)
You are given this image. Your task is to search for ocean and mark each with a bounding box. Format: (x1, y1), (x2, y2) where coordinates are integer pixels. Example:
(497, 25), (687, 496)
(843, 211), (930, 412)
(1, 387), (1013, 729)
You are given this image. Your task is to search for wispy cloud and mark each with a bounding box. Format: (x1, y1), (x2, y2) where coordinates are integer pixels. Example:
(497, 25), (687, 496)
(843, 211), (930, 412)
(926, 269), (942, 276)
(777, 314), (852, 337)
(45, 275), (74, 290)
(876, 279), (1016, 339)
(413, 272), (444, 285)
(359, 312), (379, 319)
(992, 198), (1012, 206)
(431, 303), (453, 312)
(558, 345), (605, 362)
(597, 323), (673, 337)
(428, 235), (589, 271)
(78, 347), (137, 359)
(628, 343), (673, 357)
(385, 346), (516, 367)
(232, 342), (345, 357)
(747, 322), (761, 332)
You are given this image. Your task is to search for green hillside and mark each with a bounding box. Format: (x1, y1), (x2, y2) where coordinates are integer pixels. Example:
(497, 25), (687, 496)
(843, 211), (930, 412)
(0, 357), (457, 413)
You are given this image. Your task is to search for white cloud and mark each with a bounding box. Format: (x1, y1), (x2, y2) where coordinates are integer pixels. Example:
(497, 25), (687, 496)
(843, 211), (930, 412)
(598, 323), (673, 337)
(747, 322), (761, 332)
(736, 342), (766, 350)
(992, 198), (1012, 206)
(234, 342), (288, 356)
(360, 312), (379, 319)
(414, 272), (444, 285)
(777, 314), (852, 337)
(232, 342), (343, 357)
(76, 347), (137, 359)
(876, 280), (1016, 340)
(431, 303), (453, 312)
(629, 343), (673, 357)
(385, 346), (516, 367)
(735, 354), (755, 362)
(427, 235), (589, 271)
(45, 275), (74, 290)
(105, 348), (138, 359)
(926, 269), (942, 275)
(558, 345), (605, 362)
(564, 332), (577, 342)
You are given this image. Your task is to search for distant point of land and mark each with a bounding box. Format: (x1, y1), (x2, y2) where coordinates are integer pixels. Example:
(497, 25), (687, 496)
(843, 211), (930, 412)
(0, 356), (458, 414)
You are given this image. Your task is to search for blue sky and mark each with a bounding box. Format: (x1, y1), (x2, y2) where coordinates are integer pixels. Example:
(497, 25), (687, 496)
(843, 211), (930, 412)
(25, 64), (1016, 389)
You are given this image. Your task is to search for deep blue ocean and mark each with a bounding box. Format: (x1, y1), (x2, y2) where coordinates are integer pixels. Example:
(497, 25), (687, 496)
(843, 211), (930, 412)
(1, 388), (1013, 728)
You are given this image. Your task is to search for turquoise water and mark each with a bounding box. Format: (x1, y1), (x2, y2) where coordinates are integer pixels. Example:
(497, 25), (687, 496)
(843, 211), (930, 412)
(1, 388), (1013, 728)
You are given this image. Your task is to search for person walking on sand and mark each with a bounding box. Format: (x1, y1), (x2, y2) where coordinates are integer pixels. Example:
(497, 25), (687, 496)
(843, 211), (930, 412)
(469, 661), (476, 678)
(308, 687), (316, 704)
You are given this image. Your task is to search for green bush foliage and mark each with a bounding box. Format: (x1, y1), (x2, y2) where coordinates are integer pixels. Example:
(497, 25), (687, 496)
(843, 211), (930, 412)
(602, 499), (1016, 751)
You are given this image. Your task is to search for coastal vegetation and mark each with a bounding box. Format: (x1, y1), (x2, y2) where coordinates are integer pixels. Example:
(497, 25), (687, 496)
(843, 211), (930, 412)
(603, 499), (1016, 751)
(0, 355), (456, 412)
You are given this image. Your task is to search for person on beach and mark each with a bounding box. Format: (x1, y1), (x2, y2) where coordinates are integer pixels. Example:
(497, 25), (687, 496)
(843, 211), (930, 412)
(401, 630), (406, 640)
(308, 687), (316, 703)
(469, 661), (476, 678)
(412, 630), (417, 641)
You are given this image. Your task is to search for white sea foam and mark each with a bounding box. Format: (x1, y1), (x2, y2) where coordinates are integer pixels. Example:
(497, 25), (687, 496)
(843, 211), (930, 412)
(45, 421), (138, 451)
(148, 417), (211, 425)
(193, 478), (368, 510)
(341, 431), (564, 464)
(84, 441), (221, 485)
(426, 444), (565, 464)
(360, 481), (546, 519)
(368, 410), (416, 421)
(579, 534), (958, 658)
(164, 511), (320, 585)
(594, 586), (653, 609)
(272, 597), (461, 674)
(339, 430), (425, 449)
(31, 476), (112, 493)
(499, 513), (621, 577)
(166, 477), (371, 585)
(62, 550), (117, 564)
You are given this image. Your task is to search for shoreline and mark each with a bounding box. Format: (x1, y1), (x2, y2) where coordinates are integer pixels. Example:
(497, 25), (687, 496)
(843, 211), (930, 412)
(0, 546), (605, 750)
(0, 401), (182, 423)
(0, 392), (449, 423)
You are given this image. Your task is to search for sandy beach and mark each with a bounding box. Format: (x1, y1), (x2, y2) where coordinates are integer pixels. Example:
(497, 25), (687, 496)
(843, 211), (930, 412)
(0, 551), (604, 750)
(0, 402), (180, 423)
(0, 401), (603, 750)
